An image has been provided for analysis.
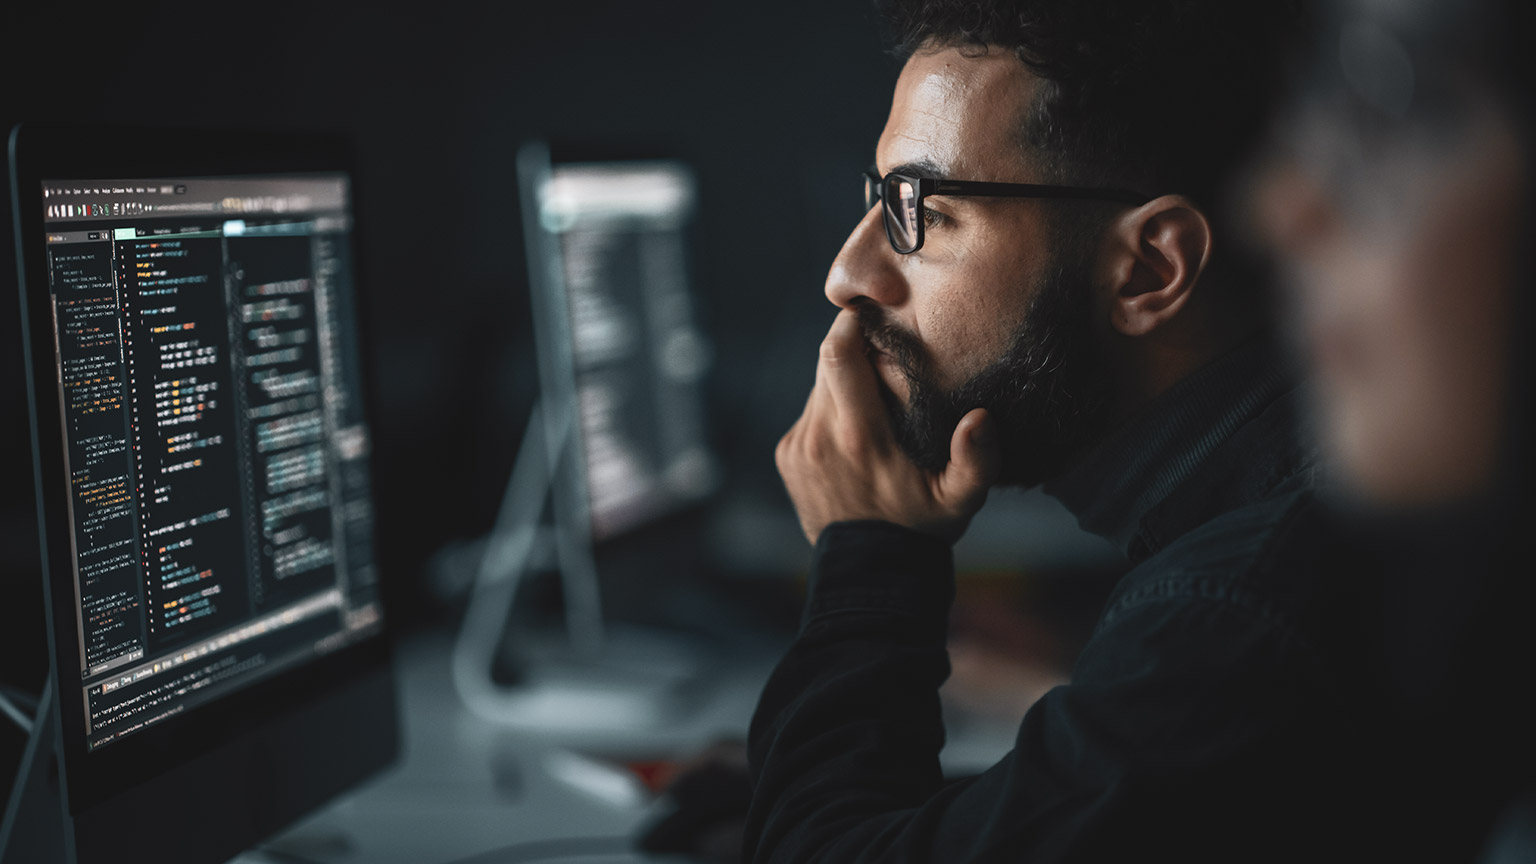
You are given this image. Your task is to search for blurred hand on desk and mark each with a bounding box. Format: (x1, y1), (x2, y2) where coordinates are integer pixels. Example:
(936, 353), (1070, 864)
(635, 739), (751, 864)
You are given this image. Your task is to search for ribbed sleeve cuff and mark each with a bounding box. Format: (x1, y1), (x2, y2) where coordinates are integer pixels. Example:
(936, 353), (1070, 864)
(802, 520), (956, 630)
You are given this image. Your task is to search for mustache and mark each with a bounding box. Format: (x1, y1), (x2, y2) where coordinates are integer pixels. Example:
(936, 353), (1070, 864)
(850, 300), (933, 384)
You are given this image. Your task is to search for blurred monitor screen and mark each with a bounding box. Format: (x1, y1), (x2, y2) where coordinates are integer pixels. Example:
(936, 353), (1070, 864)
(533, 158), (718, 541)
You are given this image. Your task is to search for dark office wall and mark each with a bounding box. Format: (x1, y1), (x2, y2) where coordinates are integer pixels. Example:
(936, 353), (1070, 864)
(0, 2), (897, 645)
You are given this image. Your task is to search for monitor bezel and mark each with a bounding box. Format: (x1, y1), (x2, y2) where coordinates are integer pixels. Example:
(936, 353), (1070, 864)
(9, 122), (398, 822)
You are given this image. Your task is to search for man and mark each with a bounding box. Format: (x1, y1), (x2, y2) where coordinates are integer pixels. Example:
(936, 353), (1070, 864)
(1256, 0), (1535, 858)
(745, 2), (1374, 861)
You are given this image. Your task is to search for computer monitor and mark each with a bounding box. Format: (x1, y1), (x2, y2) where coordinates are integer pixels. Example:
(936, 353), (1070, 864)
(448, 143), (723, 744)
(3, 124), (398, 864)
(526, 143), (718, 546)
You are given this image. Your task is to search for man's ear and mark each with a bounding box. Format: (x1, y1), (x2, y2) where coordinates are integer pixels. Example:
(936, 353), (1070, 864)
(1099, 195), (1212, 337)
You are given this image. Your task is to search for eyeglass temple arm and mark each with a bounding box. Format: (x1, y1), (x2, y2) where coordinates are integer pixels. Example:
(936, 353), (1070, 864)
(927, 178), (1150, 206)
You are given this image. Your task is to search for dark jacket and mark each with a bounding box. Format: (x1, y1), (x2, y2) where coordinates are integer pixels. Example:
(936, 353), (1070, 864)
(743, 344), (1378, 863)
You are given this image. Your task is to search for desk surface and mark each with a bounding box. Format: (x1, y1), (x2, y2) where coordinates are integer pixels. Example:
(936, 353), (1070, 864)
(234, 622), (1020, 864)
(235, 627), (730, 864)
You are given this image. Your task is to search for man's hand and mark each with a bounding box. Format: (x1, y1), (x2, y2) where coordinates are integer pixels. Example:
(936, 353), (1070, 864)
(775, 308), (1001, 545)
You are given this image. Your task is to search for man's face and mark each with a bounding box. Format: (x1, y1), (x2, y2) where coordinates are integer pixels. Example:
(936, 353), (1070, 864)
(827, 45), (1107, 484)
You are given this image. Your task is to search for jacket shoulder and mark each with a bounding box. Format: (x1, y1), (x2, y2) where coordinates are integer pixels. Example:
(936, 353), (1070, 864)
(1101, 488), (1341, 632)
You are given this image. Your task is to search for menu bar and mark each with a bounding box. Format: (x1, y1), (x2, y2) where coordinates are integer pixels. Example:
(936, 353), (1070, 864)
(41, 175), (348, 224)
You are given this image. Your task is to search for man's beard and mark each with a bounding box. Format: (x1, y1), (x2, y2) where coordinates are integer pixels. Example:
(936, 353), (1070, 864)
(855, 237), (1110, 487)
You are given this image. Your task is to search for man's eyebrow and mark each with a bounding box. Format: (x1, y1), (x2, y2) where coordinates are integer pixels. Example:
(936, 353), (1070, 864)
(870, 157), (946, 180)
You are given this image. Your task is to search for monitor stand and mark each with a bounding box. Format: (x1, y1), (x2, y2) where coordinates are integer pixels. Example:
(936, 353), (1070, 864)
(1, 677), (74, 864)
(450, 400), (715, 750)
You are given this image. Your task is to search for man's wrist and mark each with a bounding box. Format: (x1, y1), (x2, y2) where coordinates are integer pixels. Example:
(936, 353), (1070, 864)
(802, 520), (956, 632)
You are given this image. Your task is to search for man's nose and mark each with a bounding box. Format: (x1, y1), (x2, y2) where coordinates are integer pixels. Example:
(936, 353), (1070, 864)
(825, 206), (907, 310)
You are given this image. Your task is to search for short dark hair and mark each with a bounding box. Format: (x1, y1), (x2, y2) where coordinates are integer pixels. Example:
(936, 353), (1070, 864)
(875, 0), (1302, 210)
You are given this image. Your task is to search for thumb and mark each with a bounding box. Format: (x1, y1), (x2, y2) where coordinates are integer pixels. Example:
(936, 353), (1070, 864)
(938, 408), (1001, 505)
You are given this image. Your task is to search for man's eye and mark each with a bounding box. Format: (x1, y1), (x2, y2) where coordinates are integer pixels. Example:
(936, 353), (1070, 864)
(922, 208), (948, 229)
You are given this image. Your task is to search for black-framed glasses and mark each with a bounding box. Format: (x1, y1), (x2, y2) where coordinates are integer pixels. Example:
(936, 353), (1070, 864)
(863, 169), (1151, 254)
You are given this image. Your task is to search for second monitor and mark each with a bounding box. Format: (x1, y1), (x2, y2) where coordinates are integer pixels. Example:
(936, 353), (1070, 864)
(534, 148), (718, 543)
(451, 142), (727, 743)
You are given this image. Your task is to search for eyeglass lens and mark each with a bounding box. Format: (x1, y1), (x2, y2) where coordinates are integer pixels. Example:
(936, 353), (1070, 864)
(884, 176), (920, 252)
(864, 173), (921, 253)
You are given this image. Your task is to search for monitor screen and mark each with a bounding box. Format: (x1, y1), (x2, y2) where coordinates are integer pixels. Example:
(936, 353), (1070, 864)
(36, 174), (382, 751)
(532, 159), (718, 541)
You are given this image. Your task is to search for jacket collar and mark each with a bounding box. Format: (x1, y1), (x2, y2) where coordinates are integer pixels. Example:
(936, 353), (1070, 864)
(1043, 340), (1313, 563)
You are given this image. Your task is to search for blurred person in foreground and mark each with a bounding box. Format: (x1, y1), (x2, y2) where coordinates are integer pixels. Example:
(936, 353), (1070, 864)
(737, 2), (1386, 862)
(1254, 0), (1535, 859)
